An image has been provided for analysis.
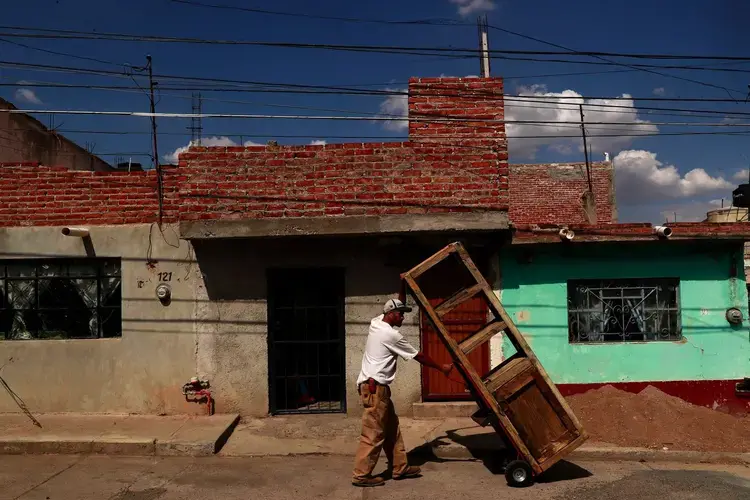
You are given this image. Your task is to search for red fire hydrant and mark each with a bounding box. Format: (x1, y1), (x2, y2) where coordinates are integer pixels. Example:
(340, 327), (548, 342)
(182, 377), (214, 415)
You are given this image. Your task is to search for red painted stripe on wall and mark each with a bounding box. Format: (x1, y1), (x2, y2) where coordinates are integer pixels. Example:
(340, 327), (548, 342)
(558, 379), (750, 416)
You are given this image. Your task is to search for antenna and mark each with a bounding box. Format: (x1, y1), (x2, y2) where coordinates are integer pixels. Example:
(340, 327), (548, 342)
(477, 15), (490, 78)
(189, 92), (203, 146)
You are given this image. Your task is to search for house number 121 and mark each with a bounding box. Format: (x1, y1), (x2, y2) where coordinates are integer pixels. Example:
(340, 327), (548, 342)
(158, 272), (173, 282)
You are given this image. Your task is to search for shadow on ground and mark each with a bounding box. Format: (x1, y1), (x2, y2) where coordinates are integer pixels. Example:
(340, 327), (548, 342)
(408, 428), (592, 485)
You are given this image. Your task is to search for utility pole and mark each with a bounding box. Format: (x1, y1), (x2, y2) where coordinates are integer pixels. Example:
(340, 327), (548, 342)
(145, 55), (163, 224)
(579, 104), (597, 224)
(477, 15), (490, 78)
(580, 104), (592, 190)
(189, 93), (203, 146)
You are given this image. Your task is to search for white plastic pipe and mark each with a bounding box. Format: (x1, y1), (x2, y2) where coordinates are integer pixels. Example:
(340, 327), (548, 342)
(654, 226), (673, 238)
(61, 227), (90, 237)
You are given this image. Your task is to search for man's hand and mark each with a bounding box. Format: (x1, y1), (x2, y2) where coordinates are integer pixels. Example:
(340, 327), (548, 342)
(441, 363), (453, 377)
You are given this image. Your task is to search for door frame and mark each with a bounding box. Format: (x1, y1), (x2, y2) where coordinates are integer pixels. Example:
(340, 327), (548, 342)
(266, 267), (347, 415)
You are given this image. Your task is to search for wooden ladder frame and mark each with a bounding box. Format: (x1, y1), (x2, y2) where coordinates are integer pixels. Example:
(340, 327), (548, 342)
(401, 241), (587, 475)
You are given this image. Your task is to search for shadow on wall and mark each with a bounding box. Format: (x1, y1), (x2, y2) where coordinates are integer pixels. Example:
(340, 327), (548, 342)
(502, 240), (743, 289)
(191, 234), (503, 302)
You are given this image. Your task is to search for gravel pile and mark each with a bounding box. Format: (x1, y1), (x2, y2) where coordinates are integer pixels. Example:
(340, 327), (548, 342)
(567, 385), (750, 452)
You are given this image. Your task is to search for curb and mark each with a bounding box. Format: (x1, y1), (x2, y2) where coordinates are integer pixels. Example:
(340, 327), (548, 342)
(429, 443), (750, 466)
(0, 415), (241, 457)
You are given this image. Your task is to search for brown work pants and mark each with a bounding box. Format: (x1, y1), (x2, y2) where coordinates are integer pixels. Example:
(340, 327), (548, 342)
(352, 381), (408, 481)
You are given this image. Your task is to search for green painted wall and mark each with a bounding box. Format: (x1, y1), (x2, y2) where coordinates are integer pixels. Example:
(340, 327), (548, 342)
(500, 241), (749, 384)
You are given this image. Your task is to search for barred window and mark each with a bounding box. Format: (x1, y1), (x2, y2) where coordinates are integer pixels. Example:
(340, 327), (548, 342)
(0, 259), (122, 340)
(567, 278), (680, 343)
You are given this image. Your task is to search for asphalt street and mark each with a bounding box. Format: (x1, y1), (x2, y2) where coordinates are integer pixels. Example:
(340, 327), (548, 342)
(1, 454), (748, 500)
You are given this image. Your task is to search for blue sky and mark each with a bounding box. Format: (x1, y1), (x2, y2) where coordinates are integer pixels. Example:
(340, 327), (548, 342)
(1, 0), (749, 223)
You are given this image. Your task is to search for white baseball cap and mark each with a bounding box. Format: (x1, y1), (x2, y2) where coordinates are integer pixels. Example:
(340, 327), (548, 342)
(384, 298), (412, 314)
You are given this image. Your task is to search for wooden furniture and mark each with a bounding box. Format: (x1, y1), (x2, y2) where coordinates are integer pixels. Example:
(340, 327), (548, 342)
(401, 242), (588, 487)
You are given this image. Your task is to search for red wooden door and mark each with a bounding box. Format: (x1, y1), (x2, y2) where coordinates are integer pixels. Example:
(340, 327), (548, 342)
(421, 295), (490, 400)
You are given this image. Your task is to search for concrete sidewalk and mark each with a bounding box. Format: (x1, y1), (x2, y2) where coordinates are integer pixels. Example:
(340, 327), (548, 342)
(0, 412), (239, 456)
(220, 415), (750, 466)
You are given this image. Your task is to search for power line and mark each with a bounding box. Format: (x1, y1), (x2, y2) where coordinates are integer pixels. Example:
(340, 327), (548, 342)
(487, 24), (745, 98)
(6, 79), (747, 121)
(169, 0), (465, 26)
(3, 107), (750, 127)
(1, 61), (749, 105)
(0, 38), (125, 68)
(19, 128), (750, 140)
(3, 26), (750, 62)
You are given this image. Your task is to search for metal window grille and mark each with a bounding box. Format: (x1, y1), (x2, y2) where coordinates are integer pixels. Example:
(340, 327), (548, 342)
(0, 258), (122, 340)
(567, 278), (681, 343)
(267, 268), (346, 415)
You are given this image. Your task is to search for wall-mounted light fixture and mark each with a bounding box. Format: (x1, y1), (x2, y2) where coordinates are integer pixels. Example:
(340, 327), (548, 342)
(726, 307), (743, 325)
(559, 228), (575, 241)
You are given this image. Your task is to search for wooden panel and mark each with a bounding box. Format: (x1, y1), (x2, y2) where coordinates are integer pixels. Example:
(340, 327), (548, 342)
(435, 283), (484, 318)
(505, 383), (570, 461)
(459, 320), (507, 355)
(454, 243), (588, 442)
(421, 295), (489, 399)
(484, 357), (532, 394)
(493, 369), (535, 401)
(403, 274), (540, 474)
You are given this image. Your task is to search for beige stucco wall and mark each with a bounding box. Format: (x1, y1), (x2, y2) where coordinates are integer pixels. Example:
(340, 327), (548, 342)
(0, 224), (200, 414)
(0, 226), (428, 417)
(190, 237), (422, 417)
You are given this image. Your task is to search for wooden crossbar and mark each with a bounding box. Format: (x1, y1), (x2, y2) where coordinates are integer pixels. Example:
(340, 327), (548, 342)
(459, 320), (506, 355)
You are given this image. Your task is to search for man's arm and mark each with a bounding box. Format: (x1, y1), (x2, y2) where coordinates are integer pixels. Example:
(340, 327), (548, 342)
(414, 351), (453, 377)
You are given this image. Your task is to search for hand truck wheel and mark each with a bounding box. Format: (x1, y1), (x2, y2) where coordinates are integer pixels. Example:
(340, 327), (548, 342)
(504, 459), (533, 488)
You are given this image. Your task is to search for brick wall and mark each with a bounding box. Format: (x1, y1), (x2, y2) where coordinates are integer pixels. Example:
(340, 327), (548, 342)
(408, 77), (506, 147)
(178, 141), (508, 221)
(177, 77), (509, 221)
(0, 165), (179, 227)
(509, 162), (615, 225)
(0, 78), (621, 229)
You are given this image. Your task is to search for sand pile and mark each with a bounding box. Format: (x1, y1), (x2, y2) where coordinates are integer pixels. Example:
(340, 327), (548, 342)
(566, 385), (750, 452)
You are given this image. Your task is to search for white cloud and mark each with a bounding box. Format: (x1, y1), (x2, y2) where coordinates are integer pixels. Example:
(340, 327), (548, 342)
(162, 136), (262, 163)
(14, 88), (42, 105)
(652, 87), (666, 96)
(734, 169), (748, 181)
(376, 87), (408, 132)
(613, 149), (733, 204)
(506, 85), (658, 159)
(450, 0), (496, 15)
(309, 139), (327, 145)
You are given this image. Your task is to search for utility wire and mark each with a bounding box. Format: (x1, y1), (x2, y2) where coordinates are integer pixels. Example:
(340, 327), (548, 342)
(20, 129), (750, 140)
(2, 107), (750, 127)
(169, 0), (465, 26)
(1, 60), (749, 104)
(3, 26), (750, 61)
(487, 24), (745, 98)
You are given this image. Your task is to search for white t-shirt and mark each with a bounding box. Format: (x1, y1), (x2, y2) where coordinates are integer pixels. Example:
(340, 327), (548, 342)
(356, 314), (419, 386)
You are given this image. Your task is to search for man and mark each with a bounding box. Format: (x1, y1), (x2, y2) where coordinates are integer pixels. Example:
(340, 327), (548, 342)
(352, 297), (454, 488)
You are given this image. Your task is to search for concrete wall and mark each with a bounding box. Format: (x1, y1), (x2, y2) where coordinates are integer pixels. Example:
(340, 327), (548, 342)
(0, 224), (200, 414)
(0, 227), (463, 417)
(499, 241), (749, 384)
(190, 237), (445, 417)
(0, 99), (112, 172)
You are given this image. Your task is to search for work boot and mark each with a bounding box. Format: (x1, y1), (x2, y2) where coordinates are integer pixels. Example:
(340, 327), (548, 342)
(352, 476), (385, 487)
(393, 466), (421, 480)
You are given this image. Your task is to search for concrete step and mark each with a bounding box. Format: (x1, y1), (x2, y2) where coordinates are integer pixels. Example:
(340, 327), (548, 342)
(412, 401), (478, 419)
